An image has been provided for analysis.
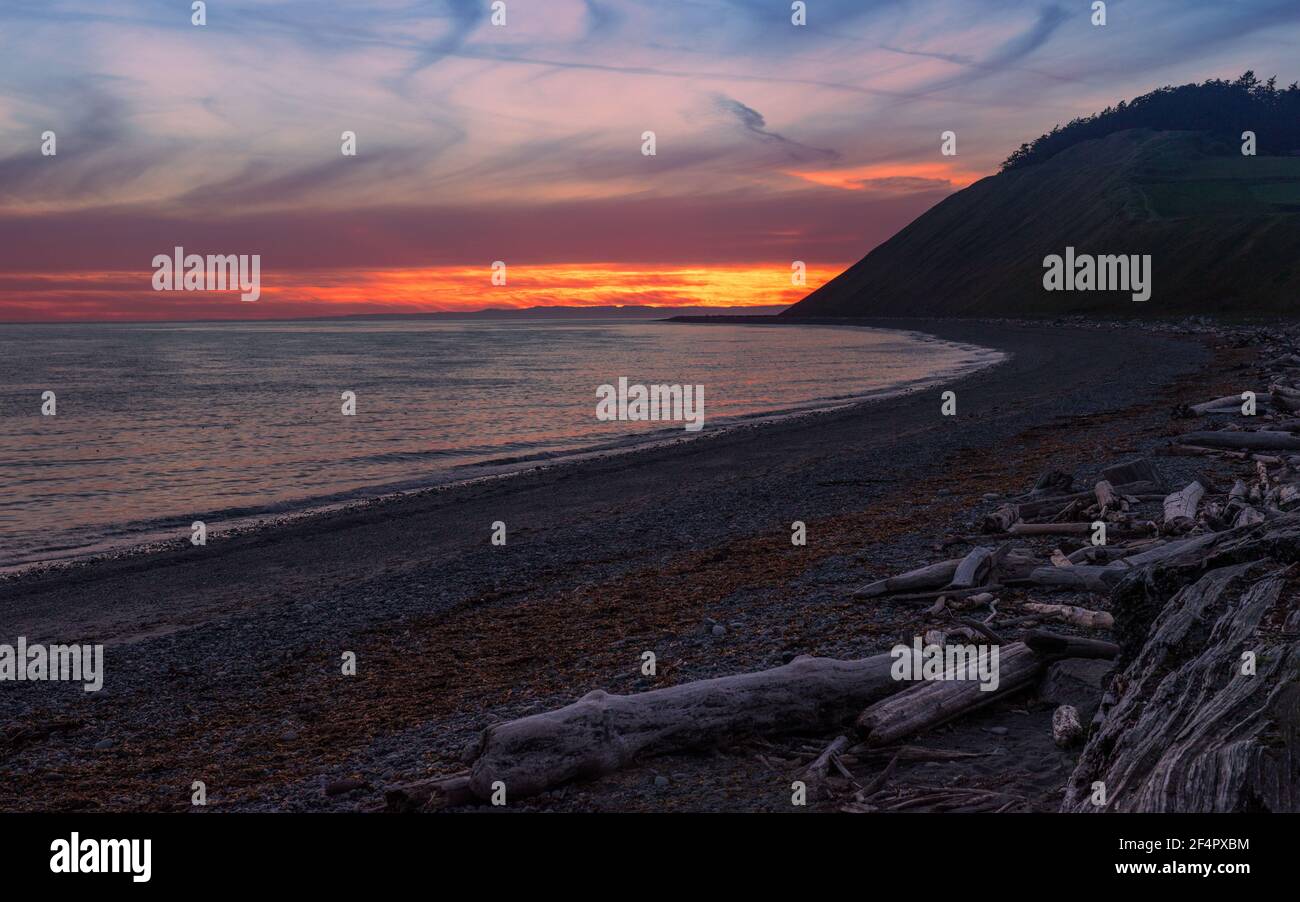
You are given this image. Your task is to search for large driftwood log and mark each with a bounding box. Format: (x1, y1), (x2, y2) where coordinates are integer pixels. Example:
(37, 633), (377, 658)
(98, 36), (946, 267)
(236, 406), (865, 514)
(855, 642), (1042, 746)
(1271, 387), (1300, 414)
(855, 558), (960, 599)
(1062, 513), (1300, 812)
(465, 652), (901, 802)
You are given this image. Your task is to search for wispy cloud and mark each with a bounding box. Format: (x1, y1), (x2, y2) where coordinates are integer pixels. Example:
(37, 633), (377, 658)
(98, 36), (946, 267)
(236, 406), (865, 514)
(713, 95), (839, 163)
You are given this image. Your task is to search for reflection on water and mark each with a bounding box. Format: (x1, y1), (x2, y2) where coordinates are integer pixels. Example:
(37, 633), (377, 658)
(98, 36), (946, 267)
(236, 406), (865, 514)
(0, 318), (1001, 567)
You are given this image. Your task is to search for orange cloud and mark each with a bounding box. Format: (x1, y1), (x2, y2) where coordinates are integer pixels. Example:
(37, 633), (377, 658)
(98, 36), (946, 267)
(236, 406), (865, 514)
(785, 161), (986, 192)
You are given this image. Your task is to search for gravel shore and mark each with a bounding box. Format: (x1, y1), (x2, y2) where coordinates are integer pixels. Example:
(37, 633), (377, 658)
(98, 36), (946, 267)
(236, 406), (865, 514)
(0, 318), (1221, 812)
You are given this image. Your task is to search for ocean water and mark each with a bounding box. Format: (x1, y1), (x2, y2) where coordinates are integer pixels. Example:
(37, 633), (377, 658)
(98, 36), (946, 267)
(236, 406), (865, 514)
(0, 318), (1002, 568)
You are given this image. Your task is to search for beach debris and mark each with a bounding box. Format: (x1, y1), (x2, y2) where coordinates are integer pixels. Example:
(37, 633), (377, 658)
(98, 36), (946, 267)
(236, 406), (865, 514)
(855, 558), (961, 599)
(1023, 629), (1118, 661)
(1025, 469), (1074, 499)
(1051, 705), (1084, 747)
(802, 735), (850, 784)
(1039, 659), (1115, 724)
(1161, 481), (1205, 534)
(378, 774), (475, 812)
(949, 545), (996, 589)
(1022, 602), (1113, 630)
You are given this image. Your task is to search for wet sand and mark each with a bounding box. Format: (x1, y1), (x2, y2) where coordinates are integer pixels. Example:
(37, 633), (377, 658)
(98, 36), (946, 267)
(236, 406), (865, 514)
(0, 318), (1219, 812)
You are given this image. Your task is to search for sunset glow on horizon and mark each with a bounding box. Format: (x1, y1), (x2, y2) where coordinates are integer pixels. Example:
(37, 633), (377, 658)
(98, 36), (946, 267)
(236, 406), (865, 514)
(0, 263), (846, 322)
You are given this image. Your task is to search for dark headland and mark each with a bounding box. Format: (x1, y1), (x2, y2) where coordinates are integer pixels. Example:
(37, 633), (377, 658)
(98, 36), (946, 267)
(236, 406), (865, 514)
(789, 73), (1300, 318)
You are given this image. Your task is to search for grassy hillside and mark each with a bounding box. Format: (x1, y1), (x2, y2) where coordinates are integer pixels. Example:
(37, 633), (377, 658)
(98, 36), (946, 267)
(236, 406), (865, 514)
(786, 129), (1300, 318)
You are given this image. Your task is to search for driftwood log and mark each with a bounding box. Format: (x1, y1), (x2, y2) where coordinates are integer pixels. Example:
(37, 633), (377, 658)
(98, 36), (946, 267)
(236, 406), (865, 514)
(803, 735), (850, 782)
(855, 642), (1041, 746)
(1161, 481), (1205, 534)
(949, 546), (995, 589)
(1062, 513), (1300, 812)
(464, 652), (901, 802)
(1189, 393), (1260, 415)
(855, 559), (960, 598)
(1177, 430), (1300, 452)
(1011, 481), (1160, 521)
(1023, 629), (1119, 660)
(1094, 480), (1119, 515)
(1011, 532), (1223, 595)
(1022, 602), (1114, 630)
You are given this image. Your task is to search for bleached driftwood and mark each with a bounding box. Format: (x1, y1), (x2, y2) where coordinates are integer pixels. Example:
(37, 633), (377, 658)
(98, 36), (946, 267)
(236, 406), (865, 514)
(464, 652), (901, 802)
(1010, 481), (1162, 522)
(1022, 602), (1114, 630)
(1094, 480), (1119, 515)
(1234, 505), (1266, 528)
(1162, 481), (1205, 534)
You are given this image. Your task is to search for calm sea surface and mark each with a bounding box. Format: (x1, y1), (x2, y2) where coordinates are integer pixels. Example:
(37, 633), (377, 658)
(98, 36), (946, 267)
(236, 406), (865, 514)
(0, 318), (1002, 568)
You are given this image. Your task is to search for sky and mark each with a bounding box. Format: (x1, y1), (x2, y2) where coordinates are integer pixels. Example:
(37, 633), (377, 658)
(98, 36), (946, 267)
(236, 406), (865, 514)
(1, 0), (1297, 320)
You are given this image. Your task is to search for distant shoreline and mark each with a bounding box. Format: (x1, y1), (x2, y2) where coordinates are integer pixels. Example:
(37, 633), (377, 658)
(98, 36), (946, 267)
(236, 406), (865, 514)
(0, 304), (791, 327)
